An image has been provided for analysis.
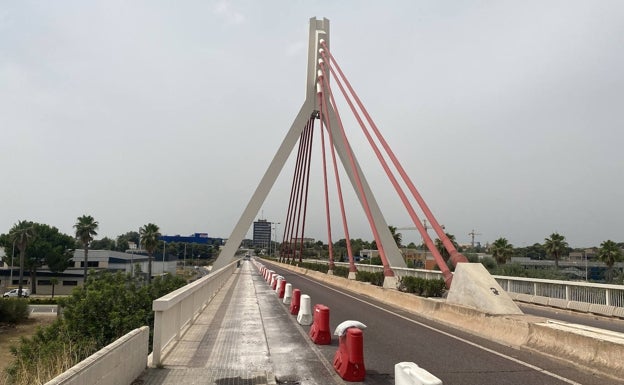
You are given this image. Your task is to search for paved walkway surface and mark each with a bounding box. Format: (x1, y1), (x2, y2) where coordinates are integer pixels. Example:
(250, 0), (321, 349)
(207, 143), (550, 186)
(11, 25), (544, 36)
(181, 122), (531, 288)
(136, 260), (341, 385)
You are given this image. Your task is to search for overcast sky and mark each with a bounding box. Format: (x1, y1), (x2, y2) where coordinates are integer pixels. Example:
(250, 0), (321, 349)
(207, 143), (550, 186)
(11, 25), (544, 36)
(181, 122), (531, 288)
(1, 1), (623, 249)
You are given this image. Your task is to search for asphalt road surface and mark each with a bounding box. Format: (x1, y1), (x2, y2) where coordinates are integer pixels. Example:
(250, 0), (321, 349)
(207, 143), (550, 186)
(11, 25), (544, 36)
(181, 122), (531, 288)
(263, 262), (622, 385)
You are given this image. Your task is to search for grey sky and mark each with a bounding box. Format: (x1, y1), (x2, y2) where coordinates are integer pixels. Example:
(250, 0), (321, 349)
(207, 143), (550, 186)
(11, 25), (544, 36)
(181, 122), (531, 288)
(1, 1), (623, 249)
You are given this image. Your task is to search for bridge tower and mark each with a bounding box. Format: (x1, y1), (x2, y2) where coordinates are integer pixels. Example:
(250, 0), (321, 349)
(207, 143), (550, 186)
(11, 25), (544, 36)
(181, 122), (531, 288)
(213, 18), (405, 274)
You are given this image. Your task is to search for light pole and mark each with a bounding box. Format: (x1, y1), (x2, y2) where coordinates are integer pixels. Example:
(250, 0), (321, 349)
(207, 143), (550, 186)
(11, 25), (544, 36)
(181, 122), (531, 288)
(10, 239), (16, 287)
(271, 222), (280, 258)
(162, 241), (166, 275)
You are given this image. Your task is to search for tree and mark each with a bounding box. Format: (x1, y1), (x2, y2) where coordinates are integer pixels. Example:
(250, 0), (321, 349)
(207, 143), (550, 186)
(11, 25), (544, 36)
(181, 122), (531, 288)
(433, 233), (458, 261)
(50, 277), (59, 298)
(597, 240), (623, 283)
(491, 238), (514, 265)
(74, 215), (99, 283)
(140, 223), (161, 283)
(388, 226), (402, 247)
(8, 221), (35, 297)
(115, 231), (140, 252)
(543, 233), (568, 269)
(90, 237), (115, 250)
(25, 223), (75, 294)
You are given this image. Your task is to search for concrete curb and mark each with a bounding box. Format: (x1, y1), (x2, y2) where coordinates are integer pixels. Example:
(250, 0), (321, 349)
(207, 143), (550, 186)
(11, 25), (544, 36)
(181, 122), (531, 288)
(269, 261), (624, 379)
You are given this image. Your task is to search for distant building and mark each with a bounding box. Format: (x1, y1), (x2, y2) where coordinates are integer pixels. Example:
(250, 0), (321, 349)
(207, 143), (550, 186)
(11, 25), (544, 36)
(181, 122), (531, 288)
(253, 220), (272, 248)
(160, 233), (223, 245)
(0, 249), (177, 296)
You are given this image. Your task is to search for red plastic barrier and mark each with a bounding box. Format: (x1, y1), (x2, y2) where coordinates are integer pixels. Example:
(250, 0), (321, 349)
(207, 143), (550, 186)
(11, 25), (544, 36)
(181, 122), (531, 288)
(309, 304), (331, 345)
(278, 279), (287, 298)
(333, 328), (365, 382)
(290, 289), (301, 315)
(271, 276), (279, 290)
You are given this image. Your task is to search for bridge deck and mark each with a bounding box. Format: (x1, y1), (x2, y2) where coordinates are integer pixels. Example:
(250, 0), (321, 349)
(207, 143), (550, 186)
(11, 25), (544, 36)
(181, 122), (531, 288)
(136, 261), (340, 385)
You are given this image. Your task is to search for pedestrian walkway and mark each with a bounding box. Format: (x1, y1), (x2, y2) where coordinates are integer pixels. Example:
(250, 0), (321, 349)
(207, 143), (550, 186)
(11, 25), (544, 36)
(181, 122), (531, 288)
(136, 260), (341, 385)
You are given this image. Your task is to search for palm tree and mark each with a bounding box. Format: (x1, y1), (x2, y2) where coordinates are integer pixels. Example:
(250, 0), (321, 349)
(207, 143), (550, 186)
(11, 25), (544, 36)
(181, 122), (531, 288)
(597, 240), (623, 283)
(491, 238), (513, 265)
(9, 221), (35, 298)
(388, 226), (402, 247)
(434, 233), (457, 261)
(74, 215), (99, 283)
(140, 223), (161, 283)
(543, 233), (568, 269)
(50, 277), (59, 298)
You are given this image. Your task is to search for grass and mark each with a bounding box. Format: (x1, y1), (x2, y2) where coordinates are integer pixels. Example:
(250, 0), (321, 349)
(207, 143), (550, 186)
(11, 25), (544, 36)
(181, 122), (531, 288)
(0, 316), (57, 385)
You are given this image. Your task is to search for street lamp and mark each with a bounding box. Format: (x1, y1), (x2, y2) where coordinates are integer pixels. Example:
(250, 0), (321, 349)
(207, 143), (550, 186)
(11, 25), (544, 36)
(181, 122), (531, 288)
(162, 241), (166, 275)
(271, 222), (280, 258)
(10, 239), (16, 286)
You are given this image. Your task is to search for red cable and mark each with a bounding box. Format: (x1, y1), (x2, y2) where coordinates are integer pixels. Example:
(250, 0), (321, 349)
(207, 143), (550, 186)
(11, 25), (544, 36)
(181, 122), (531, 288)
(298, 121), (315, 263)
(282, 125), (306, 261)
(291, 120), (312, 262)
(318, 61), (390, 275)
(320, 49), (453, 284)
(321, 41), (467, 268)
(317, 89), (335, 268)
(318, 73), (356, 271)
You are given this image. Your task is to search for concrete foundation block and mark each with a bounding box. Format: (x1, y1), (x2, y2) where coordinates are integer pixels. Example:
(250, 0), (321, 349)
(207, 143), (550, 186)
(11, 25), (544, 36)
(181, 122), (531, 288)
(447, 263), (522, 315)
(383, 276), (399, 289)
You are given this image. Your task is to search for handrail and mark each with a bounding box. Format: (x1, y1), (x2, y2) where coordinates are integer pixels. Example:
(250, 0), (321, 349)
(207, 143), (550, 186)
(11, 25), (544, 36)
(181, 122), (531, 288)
(151, 259), (240, 366)
(327, 261), (624, 313)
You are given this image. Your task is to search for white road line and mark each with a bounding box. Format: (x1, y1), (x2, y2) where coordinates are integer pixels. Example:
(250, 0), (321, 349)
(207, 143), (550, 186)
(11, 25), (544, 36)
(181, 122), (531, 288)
(293, 271), (583, 385)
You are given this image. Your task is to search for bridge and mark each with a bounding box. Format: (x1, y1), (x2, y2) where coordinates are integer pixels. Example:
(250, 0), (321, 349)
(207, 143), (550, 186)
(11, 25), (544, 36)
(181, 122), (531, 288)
(44, 18), (624, 385)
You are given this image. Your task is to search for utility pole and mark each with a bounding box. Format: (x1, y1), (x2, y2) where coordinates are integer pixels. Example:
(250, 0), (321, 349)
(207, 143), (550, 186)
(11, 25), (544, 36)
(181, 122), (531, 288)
(468, 229), (482, 248)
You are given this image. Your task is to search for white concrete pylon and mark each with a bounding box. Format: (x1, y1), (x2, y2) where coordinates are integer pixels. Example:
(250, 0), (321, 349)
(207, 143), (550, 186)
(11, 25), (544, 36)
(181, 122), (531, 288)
(211, 17), (406, 272)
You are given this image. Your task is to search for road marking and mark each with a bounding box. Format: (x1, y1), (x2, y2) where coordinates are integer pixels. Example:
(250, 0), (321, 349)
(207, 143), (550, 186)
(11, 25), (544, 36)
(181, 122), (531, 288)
(291, 271), (583, 385)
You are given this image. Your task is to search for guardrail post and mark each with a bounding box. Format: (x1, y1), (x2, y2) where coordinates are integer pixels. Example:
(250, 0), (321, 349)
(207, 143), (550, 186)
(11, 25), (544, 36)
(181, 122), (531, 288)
(533, 282), (538, 296)
(606, 289), (611, 306)
(565, 285), (571, 301)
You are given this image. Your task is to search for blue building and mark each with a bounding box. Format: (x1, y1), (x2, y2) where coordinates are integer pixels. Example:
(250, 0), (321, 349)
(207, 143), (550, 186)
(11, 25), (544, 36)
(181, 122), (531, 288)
(160, 233), (223, 245)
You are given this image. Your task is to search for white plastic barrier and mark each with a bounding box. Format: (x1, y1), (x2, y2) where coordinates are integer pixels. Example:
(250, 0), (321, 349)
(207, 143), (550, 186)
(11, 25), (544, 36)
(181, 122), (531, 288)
(334, 320), (367, 336)
(297, 294), (313, 325)
(395, 362), (442, 385)
(283, 283), (293, 305)
(275, 276), (284, 294)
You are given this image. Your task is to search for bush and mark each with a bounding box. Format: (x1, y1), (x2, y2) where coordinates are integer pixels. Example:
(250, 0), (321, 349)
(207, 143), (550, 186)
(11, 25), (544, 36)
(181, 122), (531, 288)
(4, 271), (186, 384)
(297, 262), (329, 273)
(28, 298), (59, 305)
(398, 276), (445, 297)
(0, 299), (29, 324)
(355, 271), (385, 286)
(332, 265), (349, 278)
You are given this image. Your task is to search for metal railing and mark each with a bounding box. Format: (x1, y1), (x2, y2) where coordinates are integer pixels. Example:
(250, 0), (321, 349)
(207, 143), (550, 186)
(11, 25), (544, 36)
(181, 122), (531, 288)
(151, 260), (239, 366)
(329, 261), (624, 314)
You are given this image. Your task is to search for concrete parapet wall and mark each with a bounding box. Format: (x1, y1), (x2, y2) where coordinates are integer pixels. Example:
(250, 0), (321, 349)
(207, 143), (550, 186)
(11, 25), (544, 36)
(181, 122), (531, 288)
(589, 303), (616, 317)
(525, 321), (624, 379)
(270, 261), (624, 378)
(44, 326), (149, 385)
(547, 297), (569, 309)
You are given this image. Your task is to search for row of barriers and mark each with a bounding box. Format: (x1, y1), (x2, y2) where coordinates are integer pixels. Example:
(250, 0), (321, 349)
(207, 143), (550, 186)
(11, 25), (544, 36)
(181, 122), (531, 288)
(254, 260), (443, 385)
